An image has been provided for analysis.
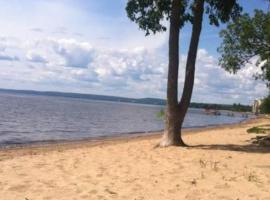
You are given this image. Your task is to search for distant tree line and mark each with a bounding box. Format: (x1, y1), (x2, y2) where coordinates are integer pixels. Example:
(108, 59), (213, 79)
(189, 102), (251, 112)
(0, 88), (253, 112)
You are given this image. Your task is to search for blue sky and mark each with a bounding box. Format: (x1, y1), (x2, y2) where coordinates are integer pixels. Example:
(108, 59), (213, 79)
(0, 0), (268, 104)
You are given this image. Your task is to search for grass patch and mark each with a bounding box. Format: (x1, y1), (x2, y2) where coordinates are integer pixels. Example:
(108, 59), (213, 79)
(247, 125), (270, 134)
(156, 109), (165, 119)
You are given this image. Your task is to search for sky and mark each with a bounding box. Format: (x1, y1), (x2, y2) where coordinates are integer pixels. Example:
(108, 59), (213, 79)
(0, 0), (268, 104)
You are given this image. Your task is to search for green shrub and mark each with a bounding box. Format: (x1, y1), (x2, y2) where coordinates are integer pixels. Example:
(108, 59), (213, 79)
(156, 108), (165, 119)
(247, 126), (270, 134)
(260, 95), (270, 114)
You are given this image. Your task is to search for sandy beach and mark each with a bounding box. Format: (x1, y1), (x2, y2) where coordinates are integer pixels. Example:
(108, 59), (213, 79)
(0, 117), (269, 200)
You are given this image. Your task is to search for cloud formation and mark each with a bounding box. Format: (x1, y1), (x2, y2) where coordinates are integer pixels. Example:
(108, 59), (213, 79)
(0, 40), (20, 61)
(0, 36), (267, 104)
(0, 53), (19, 61)
(51, 39), (94, 68)
(26, 51), (47, 63)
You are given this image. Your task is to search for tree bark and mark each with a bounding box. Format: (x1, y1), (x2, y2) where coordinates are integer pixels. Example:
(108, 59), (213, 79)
(160, 0), (183, 147)
(178, 0), (204, 126)
(160, 0), (204, 147)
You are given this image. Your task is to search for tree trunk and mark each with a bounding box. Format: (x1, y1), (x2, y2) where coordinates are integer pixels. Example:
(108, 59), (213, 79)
(178, 0), (204, 127)
(159, 0), (204, 147)
(160, 0), (184, 147)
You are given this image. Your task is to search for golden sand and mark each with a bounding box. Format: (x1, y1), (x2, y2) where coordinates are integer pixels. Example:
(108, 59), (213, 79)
(0, 117), (269, 200)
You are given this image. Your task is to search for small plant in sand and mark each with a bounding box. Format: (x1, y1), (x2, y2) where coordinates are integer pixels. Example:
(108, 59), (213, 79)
(243, 169), (261, 184)
(156, 108), (165, 120)
(200, 172), (205, 179)
(211, 161), (220, 172)
(199, 159), (207, 168)
(247, 125), (270, 134)
(199, 159), (220, 172)
(246, 172), (260, 183)
(247, 125), (270, 146)
(191, 179), (197, 186)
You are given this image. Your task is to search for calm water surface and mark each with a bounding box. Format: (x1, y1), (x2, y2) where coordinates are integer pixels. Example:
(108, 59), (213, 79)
(0, 92), (248, 146)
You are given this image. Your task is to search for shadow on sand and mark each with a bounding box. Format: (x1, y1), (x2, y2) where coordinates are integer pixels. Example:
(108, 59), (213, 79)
(190, 143), (270, 154)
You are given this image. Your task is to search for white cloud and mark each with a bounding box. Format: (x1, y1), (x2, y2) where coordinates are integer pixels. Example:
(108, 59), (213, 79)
(50, 39), (94, 68)
(26, 51), (47, 63)
(0, 53), (19, 61)
(190, 50), (268, 104)
(0, 37), (20, 61)
(0, 36), (267, 105)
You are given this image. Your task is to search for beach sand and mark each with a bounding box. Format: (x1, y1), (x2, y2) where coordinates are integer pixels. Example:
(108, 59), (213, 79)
(0, 117), (269, 200)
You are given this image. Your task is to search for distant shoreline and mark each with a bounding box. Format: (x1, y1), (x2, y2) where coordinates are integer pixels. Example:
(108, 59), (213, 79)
(0, 87), (252, 111)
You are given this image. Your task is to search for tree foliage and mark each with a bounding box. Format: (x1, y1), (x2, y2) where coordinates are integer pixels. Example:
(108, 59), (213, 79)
(218, 10), (270, 87)
(126, 0), (241, 35)
(126, 0), (186, 35)
(261, 95), (270, 114)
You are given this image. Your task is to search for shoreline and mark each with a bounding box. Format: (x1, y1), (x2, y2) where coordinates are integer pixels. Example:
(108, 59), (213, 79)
(0, 116), (262, 153)
(0, 117), (252, 149)
(0, 116), (269, 200)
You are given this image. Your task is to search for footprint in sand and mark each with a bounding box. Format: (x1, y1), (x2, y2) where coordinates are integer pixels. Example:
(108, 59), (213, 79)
(80, 194), (91, 199)
(132, 183), (143, 192)
(214, 183), (230, 189)
(89, 189), (98, 194)
(34, 162), (47, 168)
(80, 174), (92, 182)
(185, 189), (202, 200)
(97, 194), (106, 200)
(217, 195), (234, 200)
(7, 184), (29, 192)
(40, 180), (56, 188)
(18, 173), (29, 177)
(104, 188), (118, 195)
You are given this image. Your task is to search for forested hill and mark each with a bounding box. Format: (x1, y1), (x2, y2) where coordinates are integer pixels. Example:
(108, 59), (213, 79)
(0, 88), (165, 105)
(0, 88), (251, 112)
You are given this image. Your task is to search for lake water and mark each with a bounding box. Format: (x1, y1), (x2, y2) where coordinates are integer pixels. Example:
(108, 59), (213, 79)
(0, 92), (248, 146)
